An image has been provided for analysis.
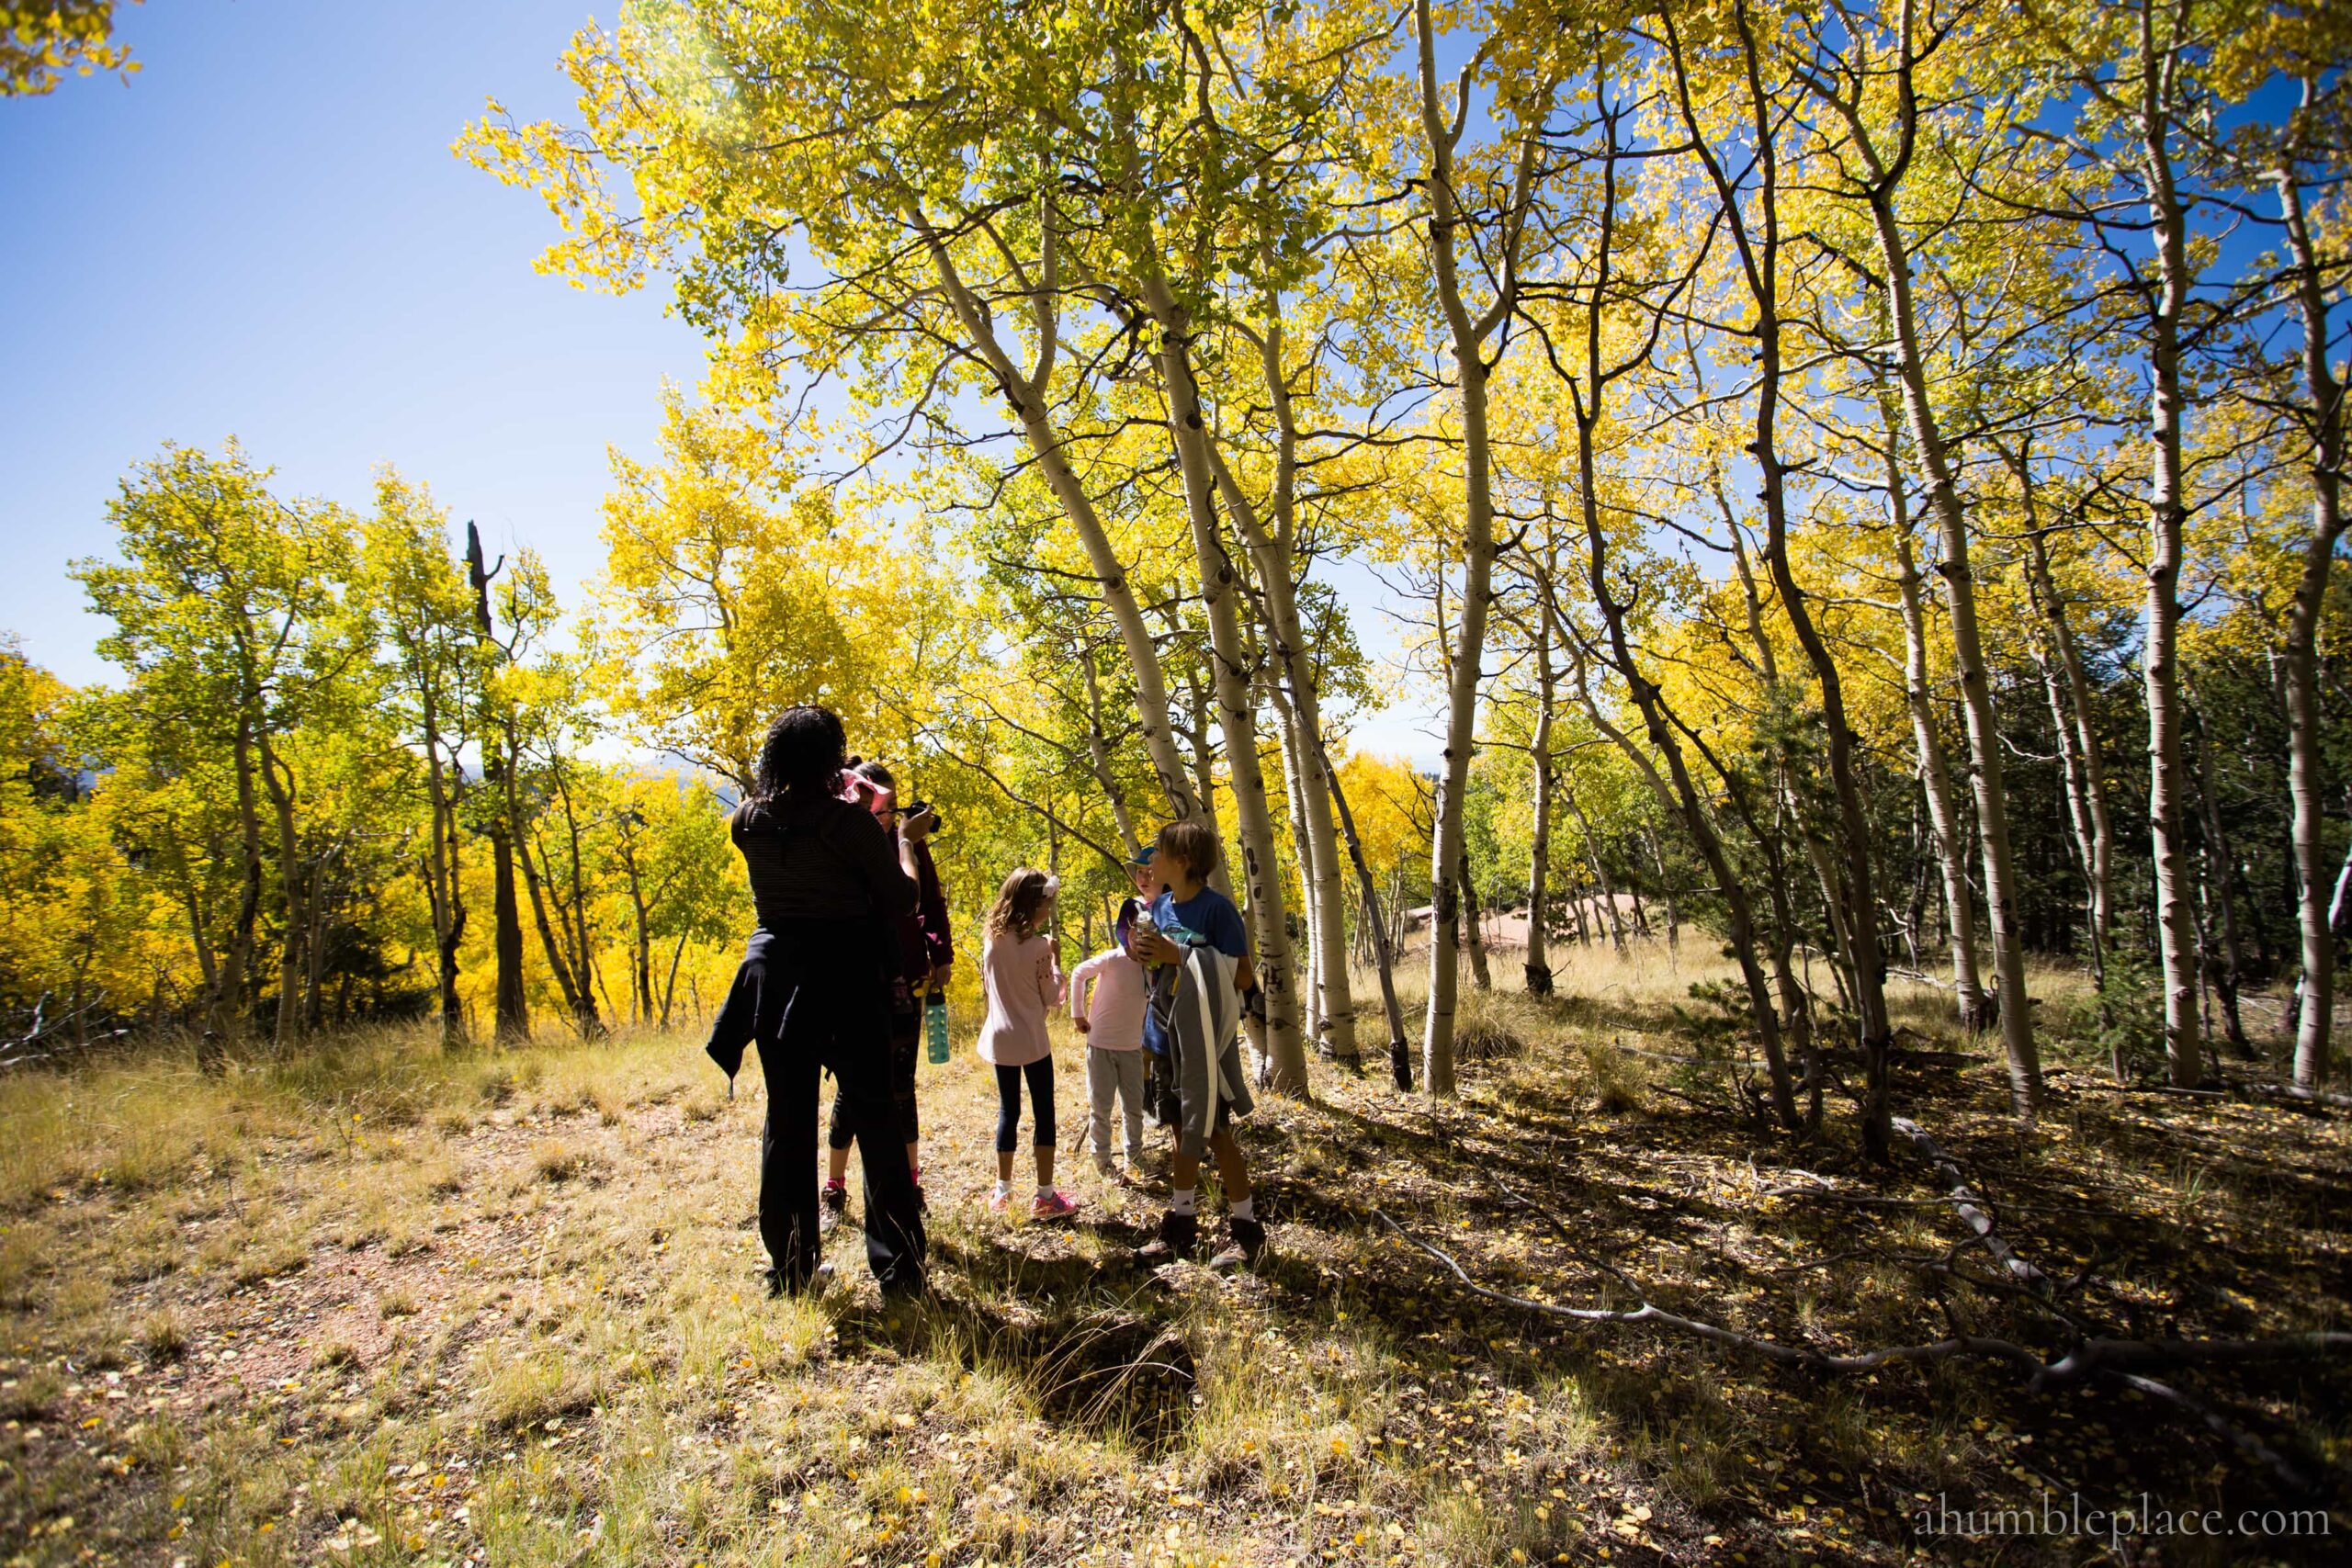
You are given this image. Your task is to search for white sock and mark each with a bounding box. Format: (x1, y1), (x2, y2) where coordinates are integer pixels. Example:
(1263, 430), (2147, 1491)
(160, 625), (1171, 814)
(1035, 1183), (1054, 1200)
(1229, 1196), (1254, 1223)
(1170, 1187), (1197, 1216)
(993, 1179), (1012, 1199)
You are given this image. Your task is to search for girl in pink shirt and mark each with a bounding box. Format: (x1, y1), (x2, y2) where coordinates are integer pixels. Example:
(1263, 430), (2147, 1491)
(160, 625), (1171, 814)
(978, 869), (1071, 1217)
(1070, 943), (1149, 1177)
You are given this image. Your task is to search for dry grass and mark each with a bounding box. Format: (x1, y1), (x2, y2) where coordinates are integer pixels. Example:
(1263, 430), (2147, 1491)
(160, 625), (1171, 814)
(0, 955), (2346, 1566)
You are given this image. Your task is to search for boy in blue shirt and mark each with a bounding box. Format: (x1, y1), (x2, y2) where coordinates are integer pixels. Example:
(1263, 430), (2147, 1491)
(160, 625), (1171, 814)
(1126, 819), (1265, 1269)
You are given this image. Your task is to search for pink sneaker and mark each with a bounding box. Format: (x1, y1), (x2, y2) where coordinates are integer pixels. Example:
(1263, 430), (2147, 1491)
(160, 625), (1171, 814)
(989, 1189), (1012, 1214)
(1032, 1189), (1077, 1220)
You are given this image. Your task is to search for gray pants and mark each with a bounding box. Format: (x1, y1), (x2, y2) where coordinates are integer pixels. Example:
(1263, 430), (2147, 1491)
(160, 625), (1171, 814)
(1086, 1045), (1148, 1163)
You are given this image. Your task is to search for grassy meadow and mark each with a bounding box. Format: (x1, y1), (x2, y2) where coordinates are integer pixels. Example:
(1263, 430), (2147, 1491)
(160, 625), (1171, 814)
(1, 944), (2346, 1566)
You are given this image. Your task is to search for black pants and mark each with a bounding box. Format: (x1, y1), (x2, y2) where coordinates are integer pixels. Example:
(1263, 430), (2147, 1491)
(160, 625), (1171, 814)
(753, 929), (924, 1293)
(994, 1057), (1056, 1154)
(829, 1010), (921, 1151)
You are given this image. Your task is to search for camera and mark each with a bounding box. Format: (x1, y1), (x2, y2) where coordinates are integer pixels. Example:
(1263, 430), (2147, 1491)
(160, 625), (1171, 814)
(906, 799), (944, 834)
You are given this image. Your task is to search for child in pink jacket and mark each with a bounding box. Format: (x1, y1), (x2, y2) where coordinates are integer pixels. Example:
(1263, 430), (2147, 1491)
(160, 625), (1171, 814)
(978, 868), (1070, 1217)
(1070, 931), (1149, 1178)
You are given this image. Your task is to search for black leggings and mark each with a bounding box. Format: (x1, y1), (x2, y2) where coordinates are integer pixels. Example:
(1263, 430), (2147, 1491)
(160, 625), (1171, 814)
(994, 1058), (1056, 1154)
(829, 1012), (920, 1151)
(761, 1038), (922, 1292)
(745, 919), (923, 1293)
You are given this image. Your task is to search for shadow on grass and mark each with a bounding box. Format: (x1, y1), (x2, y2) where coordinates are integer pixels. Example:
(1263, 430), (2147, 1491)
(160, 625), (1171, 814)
(833, 1273), (1200, 1457)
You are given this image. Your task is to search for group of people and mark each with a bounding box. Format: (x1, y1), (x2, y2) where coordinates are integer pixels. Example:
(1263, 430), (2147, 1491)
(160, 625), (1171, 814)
(706, 704), (1266, 1301)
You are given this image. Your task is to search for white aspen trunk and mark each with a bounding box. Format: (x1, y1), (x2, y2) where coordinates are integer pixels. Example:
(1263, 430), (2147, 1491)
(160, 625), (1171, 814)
(1318, 722), (1414, 1088)
(1563, 620), (1801, 1126)
(1462, 844), (1493, 992)
(1564, 787), (1625, 954)
(1413, 0), (1538, 1095)
(1525, 593), (1557, 995)
(259, 740), (304, 1047)
(1170, 657), (1235, 901)
(1202, 334), (1359, 1063)
(1810, 11), (2039, 1109)
(914, 219), (1202, 826)
(1646, 829), (1681, 950)
(1146, 288), (1309, 1094)
(1883, 417), (1989, 1030)
(2020, 521), (2113, 978)
(2030, 634), (2102, 953)
(1872, 226), (2041, 1118)
(1080, 649), (1144, 858)
(2141, 65), (2203, 1089)
(1679, 6), (1896, 1155)
(1721, 503), (1828, 1099)
(466, 525), (530, 1043)
(1267, 670), (1326, 1049)
(2275, 163), (2346, 1089)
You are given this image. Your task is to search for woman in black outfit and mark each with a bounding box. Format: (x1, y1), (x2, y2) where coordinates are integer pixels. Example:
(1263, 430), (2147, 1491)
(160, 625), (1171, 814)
(706, 705), (929, 1296)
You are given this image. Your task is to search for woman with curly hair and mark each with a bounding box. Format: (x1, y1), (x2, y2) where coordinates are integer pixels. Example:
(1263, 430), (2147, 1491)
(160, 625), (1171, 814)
(705, 705), (930, 1296)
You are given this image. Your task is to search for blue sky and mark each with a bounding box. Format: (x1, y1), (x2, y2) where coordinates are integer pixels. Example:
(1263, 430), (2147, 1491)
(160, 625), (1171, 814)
(0, 1), (707, 688)
(0, 0), (1444, 761)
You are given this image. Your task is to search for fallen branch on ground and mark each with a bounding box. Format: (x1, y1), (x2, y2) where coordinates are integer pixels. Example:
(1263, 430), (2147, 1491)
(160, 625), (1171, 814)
(2107, 1370), (2318, 1494)
(1370, 1210), (2344, 1491)
(1892, 1115), (2045, 1288)
(1372, 1210), (2347, 1380)
(2236, 1078), (2352, 1111)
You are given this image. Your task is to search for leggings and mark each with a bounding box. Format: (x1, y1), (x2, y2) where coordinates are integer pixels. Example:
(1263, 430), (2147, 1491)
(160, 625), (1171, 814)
(994, 1058), (1056, 1154)
(758, 1040), (924, 1293)
(829, 1012), (920, 1150)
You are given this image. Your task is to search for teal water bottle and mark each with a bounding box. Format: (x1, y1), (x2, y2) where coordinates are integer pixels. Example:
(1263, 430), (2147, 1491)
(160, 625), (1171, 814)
(924, 993), (951, 1065)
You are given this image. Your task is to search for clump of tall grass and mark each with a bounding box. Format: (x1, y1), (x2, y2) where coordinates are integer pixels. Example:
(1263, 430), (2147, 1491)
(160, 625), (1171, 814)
(1580, 1043), (1646, 1114)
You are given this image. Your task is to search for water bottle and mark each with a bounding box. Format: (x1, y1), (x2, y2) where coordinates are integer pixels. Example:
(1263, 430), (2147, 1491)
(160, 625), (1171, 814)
(925, 993), (951, 1065)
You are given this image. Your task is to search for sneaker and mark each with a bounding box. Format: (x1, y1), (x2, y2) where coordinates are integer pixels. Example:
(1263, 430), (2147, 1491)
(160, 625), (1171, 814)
(989, 1188), (1012, 1214)
(1033, 1188), (1078, 1220)
(1136, 1208), (1199, 1266)
(764, 1260), (835, 1297)
(1093, 1155), (1118, 1179)
(819, 1180), (848, 1233)
(1209, 1215), (1266, 1272)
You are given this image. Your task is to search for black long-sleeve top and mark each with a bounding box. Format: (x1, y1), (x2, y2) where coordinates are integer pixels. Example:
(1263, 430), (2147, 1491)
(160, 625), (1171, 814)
(730, 794), (917, 931)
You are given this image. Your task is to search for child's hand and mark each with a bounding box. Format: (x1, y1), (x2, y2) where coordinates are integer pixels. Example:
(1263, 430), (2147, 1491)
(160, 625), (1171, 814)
(1073, 1016), (1091, 1034)
(1130, 929), (1178, 965)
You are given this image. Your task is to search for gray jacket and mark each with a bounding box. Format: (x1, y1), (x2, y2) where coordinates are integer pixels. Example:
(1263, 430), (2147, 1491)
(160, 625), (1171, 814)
(1165, 942), (1253, 1157)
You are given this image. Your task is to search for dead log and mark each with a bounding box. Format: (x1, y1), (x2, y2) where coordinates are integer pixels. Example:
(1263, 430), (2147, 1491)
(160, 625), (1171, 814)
(1891, 1115), (2044, 1289)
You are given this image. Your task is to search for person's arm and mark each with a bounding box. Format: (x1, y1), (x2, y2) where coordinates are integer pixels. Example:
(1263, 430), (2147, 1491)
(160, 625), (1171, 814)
(843, 804), (918, 914)
(1070, 953), (1103, 1026)
(915, 840), (953, 974)
(1216, 903), (1258, 993)
(1036, 939), (1067, 1010)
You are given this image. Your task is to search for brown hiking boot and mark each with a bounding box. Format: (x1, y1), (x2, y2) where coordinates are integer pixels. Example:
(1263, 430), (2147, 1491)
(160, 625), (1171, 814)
(1135, 1209), (1199, 1266)
(1209, 1215), (1265, 1272)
